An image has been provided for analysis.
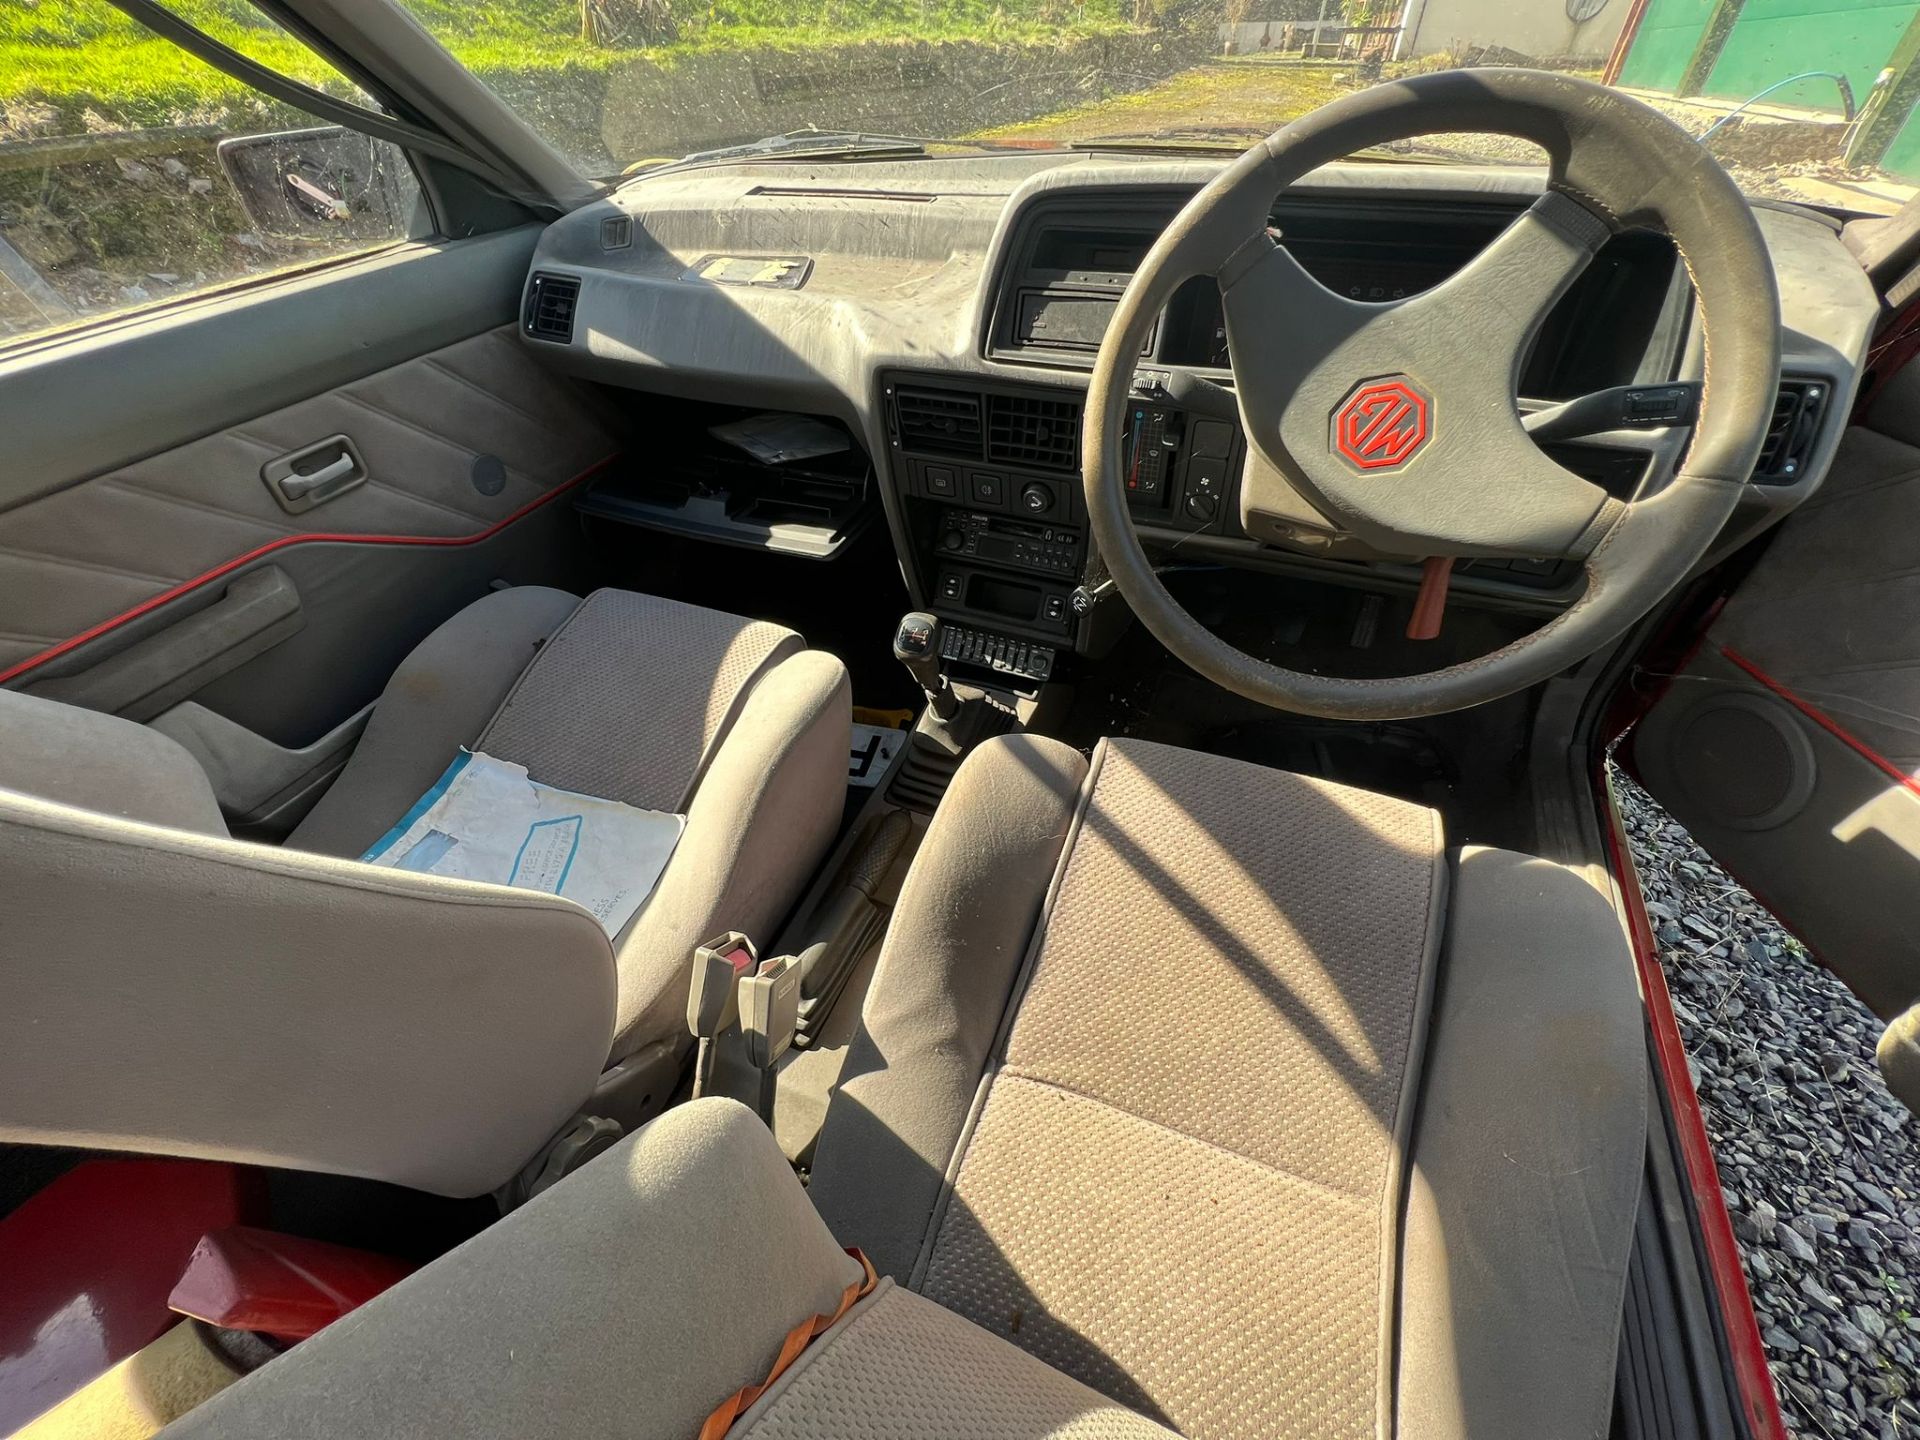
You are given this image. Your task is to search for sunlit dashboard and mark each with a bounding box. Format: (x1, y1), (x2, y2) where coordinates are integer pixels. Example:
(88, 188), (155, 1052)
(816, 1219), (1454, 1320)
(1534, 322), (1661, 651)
(519, 151), (1876, 672)
(986, 195), (1686, 402)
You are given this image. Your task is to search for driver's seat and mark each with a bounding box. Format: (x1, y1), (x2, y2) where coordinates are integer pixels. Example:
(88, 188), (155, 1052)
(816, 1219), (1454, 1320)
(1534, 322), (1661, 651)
(806, 734), (1647, 1439)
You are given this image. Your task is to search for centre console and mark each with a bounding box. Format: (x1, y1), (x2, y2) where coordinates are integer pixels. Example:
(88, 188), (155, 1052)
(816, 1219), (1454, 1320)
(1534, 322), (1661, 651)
(883, 370), (1243, 679)
(883, 354), (1659, 645)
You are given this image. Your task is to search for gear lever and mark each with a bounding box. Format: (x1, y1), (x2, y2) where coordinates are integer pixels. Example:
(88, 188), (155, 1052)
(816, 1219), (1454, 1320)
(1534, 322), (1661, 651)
(893, 611), (958, 722)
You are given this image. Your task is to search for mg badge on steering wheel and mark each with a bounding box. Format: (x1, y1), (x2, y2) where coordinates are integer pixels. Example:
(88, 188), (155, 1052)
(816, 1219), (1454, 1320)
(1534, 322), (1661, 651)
(1332, 376), (1432, 472)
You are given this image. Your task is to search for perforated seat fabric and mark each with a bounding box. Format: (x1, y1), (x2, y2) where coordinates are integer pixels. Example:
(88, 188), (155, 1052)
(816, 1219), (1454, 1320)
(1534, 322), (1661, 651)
(731, 1284), (1179, 1440)
(808, 734), (1648, 1440)
(157, 1099), (1183, 1440)
(478, 589), (803, 811)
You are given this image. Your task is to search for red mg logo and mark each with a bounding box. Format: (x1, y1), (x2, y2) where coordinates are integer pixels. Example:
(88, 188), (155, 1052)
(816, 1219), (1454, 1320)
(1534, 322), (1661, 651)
(1332, 377), (1431, 471)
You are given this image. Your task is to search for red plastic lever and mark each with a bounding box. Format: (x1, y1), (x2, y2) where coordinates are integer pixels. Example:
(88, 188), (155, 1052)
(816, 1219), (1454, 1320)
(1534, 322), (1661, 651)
(1407, 556), (1453, 641)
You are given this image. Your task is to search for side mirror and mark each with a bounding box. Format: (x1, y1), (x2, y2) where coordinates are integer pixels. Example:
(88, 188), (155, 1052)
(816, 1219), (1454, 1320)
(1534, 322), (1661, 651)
(215, 125), (417, 241)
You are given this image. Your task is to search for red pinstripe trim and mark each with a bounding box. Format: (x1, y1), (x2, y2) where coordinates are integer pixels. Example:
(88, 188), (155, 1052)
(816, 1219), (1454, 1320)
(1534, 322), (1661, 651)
(1599, 779), (1789, 1440)
(0, 455), (617, 688)
(1721, 645), (1920, 800)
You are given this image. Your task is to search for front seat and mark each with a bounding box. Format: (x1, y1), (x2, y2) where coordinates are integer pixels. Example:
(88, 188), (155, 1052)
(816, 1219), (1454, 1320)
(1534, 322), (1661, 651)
(804, 734), (1649, 1440)
(138, 740), (1643, 1440)
(0, 585), (849, 1197)
(144, 722), (1649, 1440)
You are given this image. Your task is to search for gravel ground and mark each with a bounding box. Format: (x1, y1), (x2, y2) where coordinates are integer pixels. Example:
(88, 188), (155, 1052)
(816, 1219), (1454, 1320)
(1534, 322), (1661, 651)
(1617, 773), (1920, 1440)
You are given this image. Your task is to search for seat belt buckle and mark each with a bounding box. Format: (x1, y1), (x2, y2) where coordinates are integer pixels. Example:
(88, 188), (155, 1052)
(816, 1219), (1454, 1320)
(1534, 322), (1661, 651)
(739, 954), (802, 1072)
(689, 932), (758, 1100)
(688, 932), (758, 1041)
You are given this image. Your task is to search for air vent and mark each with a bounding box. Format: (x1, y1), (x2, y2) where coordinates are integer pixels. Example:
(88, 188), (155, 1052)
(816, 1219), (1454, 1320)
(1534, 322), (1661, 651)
(895, 386), (983, 459)
(1753, 379), (1829, 483)
(988, 393), (1081, 472)
(523, 272), (580, 343)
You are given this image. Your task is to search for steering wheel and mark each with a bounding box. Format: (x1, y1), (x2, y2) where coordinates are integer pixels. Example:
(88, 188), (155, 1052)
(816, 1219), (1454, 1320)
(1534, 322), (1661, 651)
(1083, 69), (1781, 720)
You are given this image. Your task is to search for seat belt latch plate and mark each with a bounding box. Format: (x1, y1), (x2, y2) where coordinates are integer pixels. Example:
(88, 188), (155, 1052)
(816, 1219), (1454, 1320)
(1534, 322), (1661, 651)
(739, 954), (802, 1071)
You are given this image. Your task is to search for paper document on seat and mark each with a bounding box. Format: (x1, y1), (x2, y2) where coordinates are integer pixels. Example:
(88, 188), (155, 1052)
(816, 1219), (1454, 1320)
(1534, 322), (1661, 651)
(361, 751), (683, 937)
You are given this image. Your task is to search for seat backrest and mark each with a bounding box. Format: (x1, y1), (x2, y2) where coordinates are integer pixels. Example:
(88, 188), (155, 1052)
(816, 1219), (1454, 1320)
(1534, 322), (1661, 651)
(158, 1098), (1180, 1440)
(476, 588), (807, 814)
(0, 684), (228, 835)
(160, 1099), (865, 1440)
(0, 688), (617, 1197)
(809, 734), (1647, 1440)
(905, 737), (1444, 1440)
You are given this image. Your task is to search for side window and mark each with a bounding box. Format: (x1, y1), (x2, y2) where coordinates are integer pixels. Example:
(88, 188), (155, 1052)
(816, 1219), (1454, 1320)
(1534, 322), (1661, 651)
(1, 0), (425, 346)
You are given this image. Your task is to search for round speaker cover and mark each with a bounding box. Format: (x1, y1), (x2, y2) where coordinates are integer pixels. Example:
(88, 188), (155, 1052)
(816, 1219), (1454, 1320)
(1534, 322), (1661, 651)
(471, 454), (507, 497)
(1672, 691), (1816, 831)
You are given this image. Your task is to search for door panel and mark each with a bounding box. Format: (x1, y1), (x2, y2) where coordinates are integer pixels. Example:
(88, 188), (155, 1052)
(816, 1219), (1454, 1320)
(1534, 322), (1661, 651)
(1631, 378), (1920, 1027)
(0, 229), (542, 504)
(170, 511), (587, 751)
(1, 227), (620, 833)
(0, 320), (612, 688)
(28, 565), (304, 722)
(3, 318), (613, 703)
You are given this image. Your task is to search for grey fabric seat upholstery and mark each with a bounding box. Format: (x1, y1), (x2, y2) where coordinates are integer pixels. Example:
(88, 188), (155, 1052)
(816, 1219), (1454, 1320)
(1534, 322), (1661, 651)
(806, 734), (1648, 1440)
(0, 586), (849, 1197)
(289, 585), (852, 1065)
(159, 1099), (1182, 1440)
(133, 738), (1643, 1440)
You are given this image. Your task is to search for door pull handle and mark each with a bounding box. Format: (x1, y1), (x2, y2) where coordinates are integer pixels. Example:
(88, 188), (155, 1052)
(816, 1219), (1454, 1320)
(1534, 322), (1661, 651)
(262, 435), (368, 514)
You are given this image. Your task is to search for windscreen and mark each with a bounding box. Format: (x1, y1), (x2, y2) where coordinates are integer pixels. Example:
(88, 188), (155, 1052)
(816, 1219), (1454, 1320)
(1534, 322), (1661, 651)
(380, 0), (1919, 213)
(5, 0), (1919, 349)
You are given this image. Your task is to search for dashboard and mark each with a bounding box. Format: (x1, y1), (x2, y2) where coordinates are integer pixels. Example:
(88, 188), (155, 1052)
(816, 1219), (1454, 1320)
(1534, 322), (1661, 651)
(517, 149), (1877, 683)
(987, 197), (1683, 401)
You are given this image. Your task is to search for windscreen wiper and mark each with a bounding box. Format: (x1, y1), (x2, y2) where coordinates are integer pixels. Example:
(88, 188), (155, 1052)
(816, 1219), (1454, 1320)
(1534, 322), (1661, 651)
(1069, 129), (1261, 155)
(631, 131), (930, 179)
(1069, 131), (1464, 164)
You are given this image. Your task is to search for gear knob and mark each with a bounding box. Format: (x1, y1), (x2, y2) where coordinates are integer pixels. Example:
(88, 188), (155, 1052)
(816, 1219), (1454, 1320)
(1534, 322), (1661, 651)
(893, 611), (958, 722)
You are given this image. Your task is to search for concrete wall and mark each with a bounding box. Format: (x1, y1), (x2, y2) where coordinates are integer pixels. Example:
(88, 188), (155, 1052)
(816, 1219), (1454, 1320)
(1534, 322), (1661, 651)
(1220, 19), (1342, 53)
(1400, 0), (1630, 61)
(495, 31), (1214, 176)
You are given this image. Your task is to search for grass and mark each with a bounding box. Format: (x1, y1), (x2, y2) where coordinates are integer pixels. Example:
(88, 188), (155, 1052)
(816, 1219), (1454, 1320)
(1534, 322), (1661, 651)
(3, 2), (333, 129)
(2, 0), (1141, 133)
(1, 0), (1188, 337)
(971, 54), (1350, 141)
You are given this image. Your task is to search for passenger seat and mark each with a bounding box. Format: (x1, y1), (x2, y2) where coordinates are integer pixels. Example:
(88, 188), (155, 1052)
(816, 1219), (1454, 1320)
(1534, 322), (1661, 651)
(0, 587), (849, 1197)
(290, 585), (851, 1070)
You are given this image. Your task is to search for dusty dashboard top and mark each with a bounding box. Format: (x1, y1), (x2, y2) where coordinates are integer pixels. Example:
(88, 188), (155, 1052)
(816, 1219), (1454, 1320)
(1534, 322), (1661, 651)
(519, 149), (1877, 637)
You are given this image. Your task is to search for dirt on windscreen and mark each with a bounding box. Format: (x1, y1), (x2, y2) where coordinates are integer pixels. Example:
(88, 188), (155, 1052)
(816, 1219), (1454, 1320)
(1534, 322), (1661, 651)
(973, 55), (1914, 216)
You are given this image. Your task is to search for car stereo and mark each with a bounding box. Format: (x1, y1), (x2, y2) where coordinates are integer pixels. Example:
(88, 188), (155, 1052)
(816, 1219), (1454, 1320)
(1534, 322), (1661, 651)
(936, 511), (1080, 577)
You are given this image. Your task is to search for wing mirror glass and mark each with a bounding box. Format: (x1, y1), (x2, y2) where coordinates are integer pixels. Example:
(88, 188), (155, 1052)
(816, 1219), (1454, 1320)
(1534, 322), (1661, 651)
(215, 125), (419, 243)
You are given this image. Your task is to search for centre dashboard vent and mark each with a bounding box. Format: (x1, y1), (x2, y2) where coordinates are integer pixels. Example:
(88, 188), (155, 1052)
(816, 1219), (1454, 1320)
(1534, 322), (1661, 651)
(1754, 379), (1829, 483)
(895, 386), (983, 459)
(988, 393), (1081, 472)
(524, 272), (580, 343)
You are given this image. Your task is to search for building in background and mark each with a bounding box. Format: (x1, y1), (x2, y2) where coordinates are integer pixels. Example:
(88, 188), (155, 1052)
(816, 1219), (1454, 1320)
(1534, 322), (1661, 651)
(1608, 0), (1920, 180)
(1397, 0), (1629, 62)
